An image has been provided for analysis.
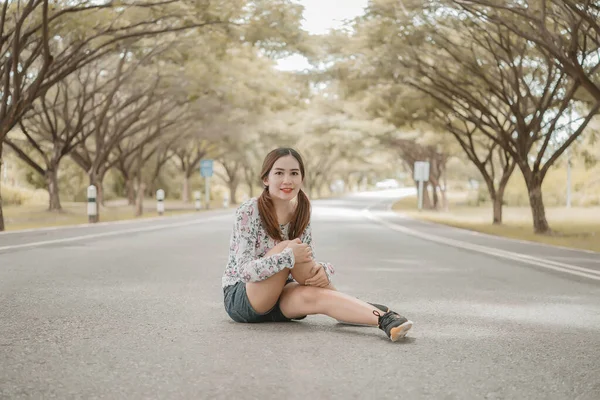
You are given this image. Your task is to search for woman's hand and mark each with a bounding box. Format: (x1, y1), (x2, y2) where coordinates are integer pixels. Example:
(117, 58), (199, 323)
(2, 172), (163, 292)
(305, 264), (329, 288)
(286, 238), (313, 263)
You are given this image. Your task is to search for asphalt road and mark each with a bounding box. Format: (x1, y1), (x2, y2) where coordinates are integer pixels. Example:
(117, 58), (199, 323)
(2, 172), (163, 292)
(1, 189), (599, 399)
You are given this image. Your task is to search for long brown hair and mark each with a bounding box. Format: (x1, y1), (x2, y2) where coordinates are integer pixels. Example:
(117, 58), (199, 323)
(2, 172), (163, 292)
(257, 148), (311, 241)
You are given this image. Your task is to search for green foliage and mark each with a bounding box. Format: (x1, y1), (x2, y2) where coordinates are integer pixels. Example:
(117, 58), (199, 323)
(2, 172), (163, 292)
(24, 170), (47, 190)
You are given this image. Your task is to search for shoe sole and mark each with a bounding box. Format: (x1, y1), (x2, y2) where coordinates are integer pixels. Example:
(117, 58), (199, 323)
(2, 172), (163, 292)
(390, 320), (413, 342)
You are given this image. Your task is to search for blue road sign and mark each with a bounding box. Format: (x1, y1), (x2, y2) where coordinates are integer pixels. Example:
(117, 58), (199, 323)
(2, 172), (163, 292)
(200, 159), (213, 177)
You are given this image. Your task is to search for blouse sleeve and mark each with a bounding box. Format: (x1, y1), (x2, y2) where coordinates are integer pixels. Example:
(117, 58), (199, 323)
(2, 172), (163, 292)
(231, 201), (295, 283)
(302, 222), (335, 282)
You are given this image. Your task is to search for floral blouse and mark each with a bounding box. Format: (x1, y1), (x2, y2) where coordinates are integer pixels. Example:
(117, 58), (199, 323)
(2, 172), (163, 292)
(222, 198), (335, 288)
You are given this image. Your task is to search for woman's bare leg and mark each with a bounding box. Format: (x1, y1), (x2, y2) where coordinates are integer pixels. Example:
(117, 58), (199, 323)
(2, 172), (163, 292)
(245, 268), (290, 313)
(246, 241), (338, 313)
(278, 283), (412, 340)
(279, 283), (380, 325)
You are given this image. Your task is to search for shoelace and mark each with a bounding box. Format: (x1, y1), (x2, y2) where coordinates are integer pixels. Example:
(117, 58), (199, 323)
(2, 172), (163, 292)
(373, 310), (398, 328)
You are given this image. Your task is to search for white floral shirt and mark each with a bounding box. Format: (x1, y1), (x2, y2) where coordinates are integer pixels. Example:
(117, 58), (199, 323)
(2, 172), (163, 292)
(222, 198), (335, 288)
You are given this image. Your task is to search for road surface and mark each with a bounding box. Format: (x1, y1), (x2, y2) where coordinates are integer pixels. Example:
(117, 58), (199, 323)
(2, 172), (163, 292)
(1, 189), (599, 399)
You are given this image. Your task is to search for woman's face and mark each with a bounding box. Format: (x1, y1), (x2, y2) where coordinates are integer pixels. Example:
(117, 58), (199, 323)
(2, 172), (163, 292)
(263, 155), (303, 202)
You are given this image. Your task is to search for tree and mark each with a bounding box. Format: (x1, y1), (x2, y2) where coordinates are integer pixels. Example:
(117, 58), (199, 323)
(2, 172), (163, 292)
(455, 0), (600, 102)
(379, 86), (517, 221)
(0, 0), (309, 230)
(341, 1), (599, 233)
(2, 59), (130, 211)
(0, 0), (235, 230)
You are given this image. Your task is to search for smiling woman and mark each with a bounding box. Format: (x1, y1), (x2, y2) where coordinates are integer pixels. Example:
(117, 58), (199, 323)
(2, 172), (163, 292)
(221, 147), (414, 342)
(258, 148), (310, 241)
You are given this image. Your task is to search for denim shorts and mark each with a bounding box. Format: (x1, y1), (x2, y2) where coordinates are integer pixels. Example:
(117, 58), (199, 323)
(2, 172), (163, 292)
(223, 281), (306, 323)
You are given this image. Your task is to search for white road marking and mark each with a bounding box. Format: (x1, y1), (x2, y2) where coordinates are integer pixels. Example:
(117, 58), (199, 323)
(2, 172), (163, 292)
(0, 215), (229, 252)
(542, 256), (600, 263)
(364, 209), (600, 282)
(0, 210), (231, 236)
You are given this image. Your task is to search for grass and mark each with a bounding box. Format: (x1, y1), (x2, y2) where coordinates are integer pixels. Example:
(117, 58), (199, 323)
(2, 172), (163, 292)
(1, 190), (344, 232)
(2, 199), (229, 232)
(392, 194), (600, 253)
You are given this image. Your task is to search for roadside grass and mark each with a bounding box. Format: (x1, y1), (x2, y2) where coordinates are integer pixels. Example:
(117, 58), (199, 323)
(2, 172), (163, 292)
(0, 189), (345, 232)
(2, 199), (227, 232)
(392, 195), (600, 253)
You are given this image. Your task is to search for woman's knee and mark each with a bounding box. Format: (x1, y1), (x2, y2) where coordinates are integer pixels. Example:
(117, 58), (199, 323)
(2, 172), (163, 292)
(290, 261), (317, 285)
(281, 285), (324, 311)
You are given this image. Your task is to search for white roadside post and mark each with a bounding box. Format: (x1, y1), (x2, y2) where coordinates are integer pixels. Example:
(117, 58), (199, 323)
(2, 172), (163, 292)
(194, 190), (202, 211)
(223, 192), (230, 208)
(200, 159), (213, 210)
(87, 185), (98, 223)
(413, 161), (430, 210)
(156, 189), (165, 216)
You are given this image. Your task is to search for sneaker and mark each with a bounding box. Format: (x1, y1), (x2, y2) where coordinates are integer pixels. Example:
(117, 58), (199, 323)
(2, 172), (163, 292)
(374, 310), (413, 341)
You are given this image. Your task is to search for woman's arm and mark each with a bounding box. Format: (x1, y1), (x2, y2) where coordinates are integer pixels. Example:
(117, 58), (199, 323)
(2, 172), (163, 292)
(231, 204), (295, 283)
(263, 240), (291, 257)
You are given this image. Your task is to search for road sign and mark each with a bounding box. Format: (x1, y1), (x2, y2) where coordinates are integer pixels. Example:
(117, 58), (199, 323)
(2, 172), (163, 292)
(200, 159), (213, 177)
(200, 159), (213, 209)
(413, 161), (430, 182)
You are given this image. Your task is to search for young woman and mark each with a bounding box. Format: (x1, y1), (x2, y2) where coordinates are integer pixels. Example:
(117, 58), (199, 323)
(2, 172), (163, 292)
(222, 147), (413, 341)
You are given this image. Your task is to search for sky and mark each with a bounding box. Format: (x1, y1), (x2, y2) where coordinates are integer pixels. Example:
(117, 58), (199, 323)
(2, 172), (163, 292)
(276, 0), (369, 71)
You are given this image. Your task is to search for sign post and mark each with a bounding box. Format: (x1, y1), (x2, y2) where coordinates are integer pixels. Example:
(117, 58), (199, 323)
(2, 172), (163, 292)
(413, 161), (430, 210)
(200, 159), (213, 209)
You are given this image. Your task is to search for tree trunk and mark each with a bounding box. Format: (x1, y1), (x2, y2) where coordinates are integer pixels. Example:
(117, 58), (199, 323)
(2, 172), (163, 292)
(423, 182), (432, 209)
(491, 168), (512, 225)
(490, 193), (502, 225)
(244, 170), (256, 199)
(126, 179), (135, 205)
(432, 183), (439, 209)
(526, 174), (551, 234)
(135, 180), (146, 217)
(46, 168), (62, 211)
(0, 141), (5, 232)
(245, 176), (255, 198)
(229, 180), (239, 205)
(182, 175), (190, 203)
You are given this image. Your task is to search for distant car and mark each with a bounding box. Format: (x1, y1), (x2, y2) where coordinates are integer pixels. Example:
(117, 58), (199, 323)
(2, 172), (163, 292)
(375, 179), (400, 189)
